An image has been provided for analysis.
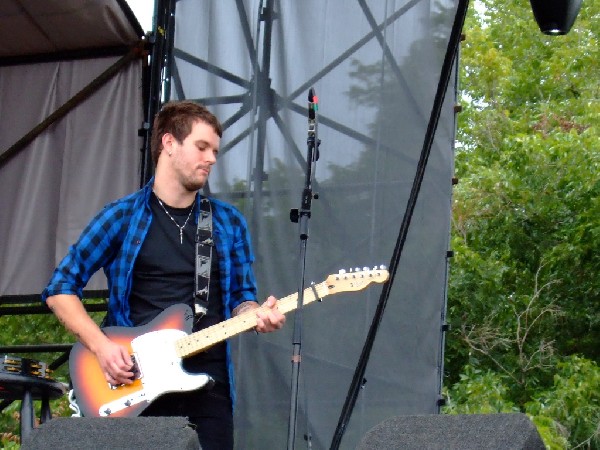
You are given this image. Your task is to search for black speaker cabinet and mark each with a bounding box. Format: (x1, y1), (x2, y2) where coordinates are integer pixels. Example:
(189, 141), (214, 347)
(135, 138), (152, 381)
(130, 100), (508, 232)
(358, 413), (545, 450)
(21, 416), (200, 450)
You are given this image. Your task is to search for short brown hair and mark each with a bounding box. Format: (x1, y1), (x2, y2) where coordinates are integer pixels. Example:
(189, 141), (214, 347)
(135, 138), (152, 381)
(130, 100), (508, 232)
(150, 101), (223, 166)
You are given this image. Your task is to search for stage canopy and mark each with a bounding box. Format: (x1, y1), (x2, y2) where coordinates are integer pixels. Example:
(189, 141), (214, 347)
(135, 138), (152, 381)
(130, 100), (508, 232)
(0, 0), (145, 299)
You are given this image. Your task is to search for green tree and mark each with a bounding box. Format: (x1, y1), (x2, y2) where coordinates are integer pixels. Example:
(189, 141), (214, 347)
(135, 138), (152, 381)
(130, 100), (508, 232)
(443, 365), (569, 449)
(446, 0), (599, 448)
(526, 356), (600, 449)
(0, 303), (105, 445)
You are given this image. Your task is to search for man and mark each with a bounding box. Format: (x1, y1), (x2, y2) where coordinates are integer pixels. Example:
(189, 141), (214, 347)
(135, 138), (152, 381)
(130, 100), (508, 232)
(42, 100), (286, 450)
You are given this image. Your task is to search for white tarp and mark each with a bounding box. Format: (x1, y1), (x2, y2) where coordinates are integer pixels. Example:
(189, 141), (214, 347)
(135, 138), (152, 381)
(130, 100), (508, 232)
(0, 0), (144, 297)
(0, 58), (142, 295)
(170, 0), (458, 447)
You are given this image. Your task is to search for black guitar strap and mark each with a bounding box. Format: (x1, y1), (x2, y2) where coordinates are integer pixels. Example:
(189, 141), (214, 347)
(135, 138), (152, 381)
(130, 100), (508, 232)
(194, 197), (213, 319)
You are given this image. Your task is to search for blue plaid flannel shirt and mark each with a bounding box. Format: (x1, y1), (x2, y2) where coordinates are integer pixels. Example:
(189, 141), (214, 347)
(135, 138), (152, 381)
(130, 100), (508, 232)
(42, 179), (258, 402)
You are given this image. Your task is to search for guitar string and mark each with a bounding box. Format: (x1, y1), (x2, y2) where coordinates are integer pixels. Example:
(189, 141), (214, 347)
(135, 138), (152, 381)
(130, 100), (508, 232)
(176, 282), (331, 356)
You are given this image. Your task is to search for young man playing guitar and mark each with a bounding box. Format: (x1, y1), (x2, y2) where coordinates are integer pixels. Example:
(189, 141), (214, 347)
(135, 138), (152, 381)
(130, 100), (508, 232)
(42, 100), (286, 450)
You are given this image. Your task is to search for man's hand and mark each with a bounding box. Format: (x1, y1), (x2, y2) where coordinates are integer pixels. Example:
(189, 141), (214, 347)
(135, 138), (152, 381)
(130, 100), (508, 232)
(94, 337), (135, 386)
(46, 294), (135, 386)
(233, 297), (286, 333)
(255, 295), (286, 333)
(46, 294), (133, 386)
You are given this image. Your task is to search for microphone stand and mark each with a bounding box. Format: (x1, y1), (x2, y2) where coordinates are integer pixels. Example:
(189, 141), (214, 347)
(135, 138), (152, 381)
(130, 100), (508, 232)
(287, 88), (320, 450)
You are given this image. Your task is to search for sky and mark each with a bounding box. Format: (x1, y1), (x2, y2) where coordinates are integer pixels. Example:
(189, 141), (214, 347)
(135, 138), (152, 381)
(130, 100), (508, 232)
(126, 0), (155, 32)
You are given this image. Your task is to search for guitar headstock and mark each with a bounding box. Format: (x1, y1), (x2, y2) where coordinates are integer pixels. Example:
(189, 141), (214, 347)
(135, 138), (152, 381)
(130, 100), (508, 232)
(325, 266), (389, 294)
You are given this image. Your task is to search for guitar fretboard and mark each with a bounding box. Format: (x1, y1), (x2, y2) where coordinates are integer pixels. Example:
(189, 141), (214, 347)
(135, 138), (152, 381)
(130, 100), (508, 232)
(175, 281), (331, 358)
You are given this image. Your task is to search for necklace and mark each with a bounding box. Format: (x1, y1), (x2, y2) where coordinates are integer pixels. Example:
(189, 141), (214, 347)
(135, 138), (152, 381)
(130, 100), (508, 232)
(155, 196), (195, 244)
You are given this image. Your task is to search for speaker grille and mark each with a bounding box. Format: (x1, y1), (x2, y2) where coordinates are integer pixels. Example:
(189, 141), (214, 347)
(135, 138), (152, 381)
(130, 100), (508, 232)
(358, 413), (545, 450)
(22, 416), (200, 450)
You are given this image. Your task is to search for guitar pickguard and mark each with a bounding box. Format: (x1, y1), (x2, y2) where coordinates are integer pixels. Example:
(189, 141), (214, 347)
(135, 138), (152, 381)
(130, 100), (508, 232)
(97, 329), (214, 417)
(131, 329), (213, 399)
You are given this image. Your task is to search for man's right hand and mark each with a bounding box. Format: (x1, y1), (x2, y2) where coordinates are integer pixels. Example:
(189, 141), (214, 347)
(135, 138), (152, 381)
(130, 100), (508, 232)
(46, 294), (135, 385)
(94, 337), (135, 386)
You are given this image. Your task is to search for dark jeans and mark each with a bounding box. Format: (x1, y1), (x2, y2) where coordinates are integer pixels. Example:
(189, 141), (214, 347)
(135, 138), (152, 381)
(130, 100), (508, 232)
(142, 382), (233, 450)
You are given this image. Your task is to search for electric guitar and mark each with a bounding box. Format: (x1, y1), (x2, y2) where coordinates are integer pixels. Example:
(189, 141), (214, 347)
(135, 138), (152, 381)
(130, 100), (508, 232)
(69, 267), (389, 418)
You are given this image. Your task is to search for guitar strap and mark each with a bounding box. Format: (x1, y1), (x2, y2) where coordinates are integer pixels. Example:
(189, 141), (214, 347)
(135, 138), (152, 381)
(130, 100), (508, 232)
(194, 197), (213, 320)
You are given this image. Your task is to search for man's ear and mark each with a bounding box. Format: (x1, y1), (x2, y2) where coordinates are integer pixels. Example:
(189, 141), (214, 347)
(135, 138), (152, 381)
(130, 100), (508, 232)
(161, 132), (175, 156)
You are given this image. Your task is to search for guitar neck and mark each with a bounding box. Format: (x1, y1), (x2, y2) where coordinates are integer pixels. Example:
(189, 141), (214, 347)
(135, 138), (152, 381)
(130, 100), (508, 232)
(175, 281), (329, 358)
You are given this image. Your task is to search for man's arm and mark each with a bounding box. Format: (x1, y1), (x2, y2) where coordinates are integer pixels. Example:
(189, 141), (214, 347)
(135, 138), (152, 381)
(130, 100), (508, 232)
(46, 294), (134, 385)
(232, 296), (286, 333)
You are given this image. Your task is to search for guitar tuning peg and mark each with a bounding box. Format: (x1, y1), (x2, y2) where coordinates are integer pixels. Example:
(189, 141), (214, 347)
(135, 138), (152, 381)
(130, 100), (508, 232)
(338, 269), (346, 274)
(362, 266), (369, 271)
(354, 267), (361, 273)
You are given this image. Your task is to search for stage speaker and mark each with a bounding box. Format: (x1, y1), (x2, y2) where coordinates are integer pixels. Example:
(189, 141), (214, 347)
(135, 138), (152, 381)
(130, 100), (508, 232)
(358, 413), (545, 450)
(21, 416), (200, 450)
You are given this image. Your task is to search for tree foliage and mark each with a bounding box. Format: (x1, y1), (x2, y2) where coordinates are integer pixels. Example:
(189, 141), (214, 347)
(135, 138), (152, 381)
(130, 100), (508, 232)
(0, 305), (105, 445)
(446, 0), (600, 448)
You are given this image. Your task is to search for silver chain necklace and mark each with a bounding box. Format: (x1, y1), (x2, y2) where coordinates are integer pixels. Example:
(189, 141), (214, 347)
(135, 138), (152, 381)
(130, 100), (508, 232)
(155, 196), (195, 244)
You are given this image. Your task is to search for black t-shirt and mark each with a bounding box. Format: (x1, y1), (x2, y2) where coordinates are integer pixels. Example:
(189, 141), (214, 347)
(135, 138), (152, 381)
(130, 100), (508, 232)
(129, 193), (228, 384)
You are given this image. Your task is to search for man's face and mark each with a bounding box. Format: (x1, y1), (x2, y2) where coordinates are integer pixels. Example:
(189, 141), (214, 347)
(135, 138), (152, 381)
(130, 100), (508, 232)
(167, 120), (220, 192)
